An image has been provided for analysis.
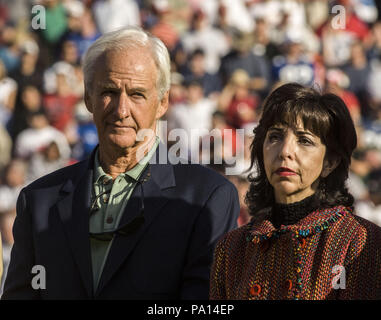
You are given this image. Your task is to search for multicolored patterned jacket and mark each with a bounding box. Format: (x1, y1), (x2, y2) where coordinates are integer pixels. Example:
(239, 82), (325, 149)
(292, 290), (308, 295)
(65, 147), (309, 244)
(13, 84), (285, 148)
(210, 206), (381, 300)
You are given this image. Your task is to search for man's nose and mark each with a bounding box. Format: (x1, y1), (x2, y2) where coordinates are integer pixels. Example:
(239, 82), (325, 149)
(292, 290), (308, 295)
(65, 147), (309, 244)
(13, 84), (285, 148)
(278, 134), (295, 160)
(114, 93), (131, 119)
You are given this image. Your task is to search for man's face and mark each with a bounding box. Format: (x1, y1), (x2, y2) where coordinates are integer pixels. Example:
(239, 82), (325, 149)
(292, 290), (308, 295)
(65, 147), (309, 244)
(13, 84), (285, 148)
(85, 47), (168, 151)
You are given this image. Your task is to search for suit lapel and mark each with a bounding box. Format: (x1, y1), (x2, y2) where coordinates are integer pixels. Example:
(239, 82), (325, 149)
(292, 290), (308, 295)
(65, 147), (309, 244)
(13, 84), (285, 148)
(56, 158), (94, 298)
(96, 159), (176, 295)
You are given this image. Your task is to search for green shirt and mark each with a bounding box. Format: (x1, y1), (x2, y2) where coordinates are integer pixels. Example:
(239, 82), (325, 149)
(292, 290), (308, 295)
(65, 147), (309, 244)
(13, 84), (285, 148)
(40, 3), (68, 44)
(89, 138), (159, 289)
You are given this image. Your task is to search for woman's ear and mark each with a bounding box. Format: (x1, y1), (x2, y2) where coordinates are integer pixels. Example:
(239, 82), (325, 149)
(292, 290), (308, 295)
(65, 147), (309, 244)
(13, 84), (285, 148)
(321, 154), (340, 178)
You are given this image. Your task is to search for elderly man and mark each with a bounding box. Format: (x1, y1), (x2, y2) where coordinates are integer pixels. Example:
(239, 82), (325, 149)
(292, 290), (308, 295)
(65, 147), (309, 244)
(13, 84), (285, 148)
(2, 27), (239, 299)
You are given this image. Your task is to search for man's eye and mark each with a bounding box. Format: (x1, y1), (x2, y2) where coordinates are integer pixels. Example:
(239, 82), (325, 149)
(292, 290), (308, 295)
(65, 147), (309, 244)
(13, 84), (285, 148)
(131, 92), (145, 98)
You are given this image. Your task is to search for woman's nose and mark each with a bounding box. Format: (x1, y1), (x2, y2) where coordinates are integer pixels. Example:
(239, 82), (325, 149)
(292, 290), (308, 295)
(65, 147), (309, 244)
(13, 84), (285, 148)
(278, 134), (296, 160)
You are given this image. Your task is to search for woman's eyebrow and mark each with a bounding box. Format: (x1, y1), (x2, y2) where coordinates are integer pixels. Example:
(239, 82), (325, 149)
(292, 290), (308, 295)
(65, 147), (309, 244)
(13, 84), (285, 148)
(267, 127), (284, 133)
(268, 127), (316, 137)
(295, 130), (315, 137)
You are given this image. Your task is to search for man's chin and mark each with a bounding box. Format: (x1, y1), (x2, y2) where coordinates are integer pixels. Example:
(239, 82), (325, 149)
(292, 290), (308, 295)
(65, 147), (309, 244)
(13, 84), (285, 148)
(107, 137), (136, 150)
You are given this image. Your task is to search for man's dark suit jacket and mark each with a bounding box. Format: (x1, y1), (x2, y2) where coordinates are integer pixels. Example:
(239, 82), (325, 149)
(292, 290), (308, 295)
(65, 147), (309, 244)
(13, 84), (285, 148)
(2, 145), (239, 299)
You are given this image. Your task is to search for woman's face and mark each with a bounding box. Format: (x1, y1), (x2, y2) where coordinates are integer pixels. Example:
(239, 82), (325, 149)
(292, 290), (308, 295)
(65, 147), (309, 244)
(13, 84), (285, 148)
(263, 120), (331, 204)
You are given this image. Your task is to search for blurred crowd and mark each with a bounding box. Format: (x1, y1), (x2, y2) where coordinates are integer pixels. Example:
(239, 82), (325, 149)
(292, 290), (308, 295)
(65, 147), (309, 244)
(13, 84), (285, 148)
(1, 0), (381, 293)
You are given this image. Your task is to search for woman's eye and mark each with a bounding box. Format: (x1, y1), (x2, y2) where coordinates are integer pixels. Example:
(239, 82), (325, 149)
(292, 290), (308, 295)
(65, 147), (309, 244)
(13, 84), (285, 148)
(299, 137), (313, 145)
(268, 133), (281, 142)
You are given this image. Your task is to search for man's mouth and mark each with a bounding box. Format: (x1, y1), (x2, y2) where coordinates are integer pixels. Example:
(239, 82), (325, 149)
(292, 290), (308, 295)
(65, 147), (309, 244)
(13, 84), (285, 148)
(109, 123), (135, 130)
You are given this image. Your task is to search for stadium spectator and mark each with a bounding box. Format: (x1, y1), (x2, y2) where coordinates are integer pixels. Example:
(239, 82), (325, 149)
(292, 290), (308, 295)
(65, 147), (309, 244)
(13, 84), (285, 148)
(9, 40), (43, 93)
(0, 23), (20, 73)
(0, 159), (27, 296)
(271, 37), (315, 86)
(183, 49), (222, 99)
(219, 30), (270, 94)
(8, 85), (43, 140)
(168, 79), (216, 158)
(219, 0), (255, 34)
(93, 0), (141, 34)
(168, 72), (186, 106)
(181, 9), (229, 74)
(355, 167), (381, 227)
(0, 123), (11, 171)
(43, 40), (82, 96)
(0, 58), (17, 127)
(43, 70), (79, 132)
(70, 100), (98, 161)
(218, 69), (259, 129)
(36, 0), (68, 47)
(367, 21), (381, 61)
(14, 109), (71, 160)
(325, 68), (362, 125)
(64, 3), (101, 59)
(251, 18), (281, 63)
(149, 0), (180, 53)
(342, 41), (371, 115)
(26, 141), (70, 183)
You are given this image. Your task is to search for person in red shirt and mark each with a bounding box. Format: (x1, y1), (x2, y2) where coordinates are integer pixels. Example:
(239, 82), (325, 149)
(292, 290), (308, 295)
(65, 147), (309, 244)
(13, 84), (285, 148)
(43, 72), (78, 132)
(325, 68), (361, 126)
(218, 69), (259, 129)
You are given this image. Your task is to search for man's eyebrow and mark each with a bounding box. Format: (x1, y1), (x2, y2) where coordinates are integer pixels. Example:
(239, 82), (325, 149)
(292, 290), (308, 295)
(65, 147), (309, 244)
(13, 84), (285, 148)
(98, 83), (149, 93)
(128, 87), (148, 93)
(100, 83), (119, 89)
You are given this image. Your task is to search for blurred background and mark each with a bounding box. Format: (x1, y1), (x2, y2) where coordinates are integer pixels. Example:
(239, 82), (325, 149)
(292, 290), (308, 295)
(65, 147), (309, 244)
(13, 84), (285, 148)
(1, 0), (381, 294)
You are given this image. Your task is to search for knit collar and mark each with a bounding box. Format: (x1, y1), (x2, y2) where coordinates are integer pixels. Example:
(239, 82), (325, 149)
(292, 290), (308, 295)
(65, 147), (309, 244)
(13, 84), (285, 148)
(271, 194), (317, 229)
(246, 206), (353, 243)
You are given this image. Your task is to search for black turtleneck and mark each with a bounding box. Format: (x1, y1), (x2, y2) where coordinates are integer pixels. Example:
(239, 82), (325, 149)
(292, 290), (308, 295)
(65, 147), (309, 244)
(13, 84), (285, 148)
(271, 194), (318, 229)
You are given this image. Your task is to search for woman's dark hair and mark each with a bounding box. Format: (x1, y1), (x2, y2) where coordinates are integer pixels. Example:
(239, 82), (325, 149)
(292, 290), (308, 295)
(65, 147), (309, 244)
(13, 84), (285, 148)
(245, 83), (357, 217)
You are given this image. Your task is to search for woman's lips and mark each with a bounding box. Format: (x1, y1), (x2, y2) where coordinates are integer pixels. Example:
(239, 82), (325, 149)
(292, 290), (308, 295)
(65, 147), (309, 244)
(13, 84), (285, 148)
(275, 167), (297, 176)
(276, 171), (297, 176)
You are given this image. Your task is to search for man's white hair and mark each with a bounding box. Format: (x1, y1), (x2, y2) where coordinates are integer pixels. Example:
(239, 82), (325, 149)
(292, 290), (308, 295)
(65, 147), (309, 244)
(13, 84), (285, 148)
(82, 26), (171, 99)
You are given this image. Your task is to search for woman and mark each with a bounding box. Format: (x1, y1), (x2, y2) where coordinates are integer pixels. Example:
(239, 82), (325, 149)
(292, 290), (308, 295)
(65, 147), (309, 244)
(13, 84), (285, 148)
(210, 83), (381, 300)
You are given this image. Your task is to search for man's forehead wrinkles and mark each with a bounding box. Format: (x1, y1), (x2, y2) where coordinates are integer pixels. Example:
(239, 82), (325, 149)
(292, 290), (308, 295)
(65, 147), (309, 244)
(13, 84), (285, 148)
(97, 73), (152, 84)
(105, 69), (153, 79)
(95, 79), (153, 92)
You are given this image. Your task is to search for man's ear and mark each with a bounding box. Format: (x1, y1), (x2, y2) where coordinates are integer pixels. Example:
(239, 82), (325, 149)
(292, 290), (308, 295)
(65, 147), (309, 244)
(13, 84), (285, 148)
(84, 90), (93, 114)
(321, 154), (340, 178)
(156, 90), (169, 120)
